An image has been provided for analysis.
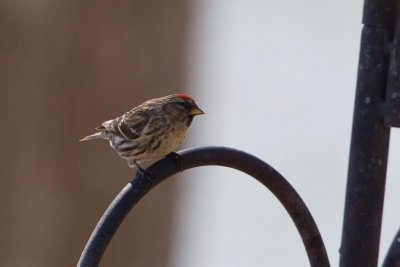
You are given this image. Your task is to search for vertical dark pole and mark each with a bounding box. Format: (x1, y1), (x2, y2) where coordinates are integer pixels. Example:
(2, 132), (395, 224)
(384, 5), (400, 127)
(339, 1), (396, 267)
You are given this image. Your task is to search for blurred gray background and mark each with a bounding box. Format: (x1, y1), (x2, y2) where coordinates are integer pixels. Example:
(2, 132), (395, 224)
(1, 0), (399, 267)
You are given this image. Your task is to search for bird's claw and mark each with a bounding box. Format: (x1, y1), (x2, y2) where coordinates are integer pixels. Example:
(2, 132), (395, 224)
(136, 168), (154, 182)
(167, 151), (184, 171)
(134, 161), (154, 182)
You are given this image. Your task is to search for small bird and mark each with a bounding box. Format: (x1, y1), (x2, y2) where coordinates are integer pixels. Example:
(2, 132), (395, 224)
(80, 94), (204, 174)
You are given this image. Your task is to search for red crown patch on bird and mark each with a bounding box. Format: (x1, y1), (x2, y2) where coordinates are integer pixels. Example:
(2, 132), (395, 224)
(176, 93), (192, 100)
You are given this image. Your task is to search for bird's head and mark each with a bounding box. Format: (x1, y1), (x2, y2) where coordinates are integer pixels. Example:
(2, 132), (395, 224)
(161, 93), (204, 125)
(174, 93), (204, 115)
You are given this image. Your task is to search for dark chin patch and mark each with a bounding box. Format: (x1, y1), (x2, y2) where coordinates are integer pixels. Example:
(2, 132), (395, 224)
(187, 115), (194, 126)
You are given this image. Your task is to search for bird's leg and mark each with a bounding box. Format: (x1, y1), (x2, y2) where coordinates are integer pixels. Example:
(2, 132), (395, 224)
(166, 151), (184, 171)
(133, 160), (154, 181)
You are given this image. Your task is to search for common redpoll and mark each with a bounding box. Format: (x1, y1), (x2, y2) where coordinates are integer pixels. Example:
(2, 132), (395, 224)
(80, 94), (204, 172)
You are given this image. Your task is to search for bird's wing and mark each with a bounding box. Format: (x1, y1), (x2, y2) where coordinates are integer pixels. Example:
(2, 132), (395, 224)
(117, 107), (151, 140)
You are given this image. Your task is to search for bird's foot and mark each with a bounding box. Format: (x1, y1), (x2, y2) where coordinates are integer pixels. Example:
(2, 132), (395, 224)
(166, 151), (184, 171)
(133, 161), (154, 182)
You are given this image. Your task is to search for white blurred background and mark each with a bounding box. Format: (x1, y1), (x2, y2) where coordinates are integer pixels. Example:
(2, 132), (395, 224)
(2, 0), (399, 266)
(170, 0), (400, 266)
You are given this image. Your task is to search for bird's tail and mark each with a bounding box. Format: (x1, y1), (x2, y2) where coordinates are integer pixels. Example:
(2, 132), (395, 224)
(79, 132), (108, 142)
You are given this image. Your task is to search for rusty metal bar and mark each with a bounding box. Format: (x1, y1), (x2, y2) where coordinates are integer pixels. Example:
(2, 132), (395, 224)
(339, 1), (396, 266)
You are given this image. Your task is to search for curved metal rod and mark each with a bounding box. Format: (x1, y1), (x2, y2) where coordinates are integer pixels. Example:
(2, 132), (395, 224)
(77, 146), (330, 267)
(382, 228), (400, 267)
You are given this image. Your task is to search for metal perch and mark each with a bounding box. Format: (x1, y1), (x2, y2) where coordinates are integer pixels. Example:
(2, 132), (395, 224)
(77, 146), (330, 267)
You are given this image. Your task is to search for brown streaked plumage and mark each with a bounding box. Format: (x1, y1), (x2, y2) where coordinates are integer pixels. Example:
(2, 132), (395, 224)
(80, 94), (204, 169)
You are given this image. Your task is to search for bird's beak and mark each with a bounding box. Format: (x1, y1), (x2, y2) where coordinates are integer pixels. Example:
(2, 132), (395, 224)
(190, 104), (205, 116)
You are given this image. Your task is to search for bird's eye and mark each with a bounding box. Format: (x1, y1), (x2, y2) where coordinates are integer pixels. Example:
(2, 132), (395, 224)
(177, 102), (186, 107)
